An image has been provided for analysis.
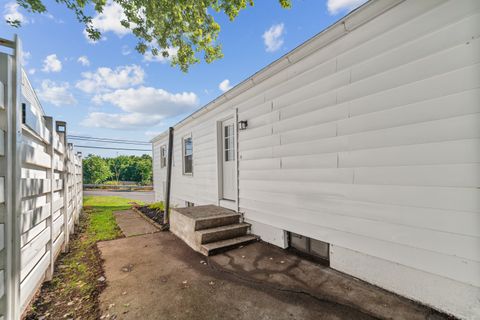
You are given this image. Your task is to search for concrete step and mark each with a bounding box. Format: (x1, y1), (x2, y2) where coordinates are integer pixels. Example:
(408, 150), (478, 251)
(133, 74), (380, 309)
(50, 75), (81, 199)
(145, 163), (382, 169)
(200, 235), (257, 256)
(195, 213), (241, 231)
(196, 223), (250, 244)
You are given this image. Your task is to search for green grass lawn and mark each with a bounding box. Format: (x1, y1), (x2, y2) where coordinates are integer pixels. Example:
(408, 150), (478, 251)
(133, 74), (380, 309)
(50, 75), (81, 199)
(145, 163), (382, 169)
(26, 195), (143, 320)
(84, 195), (143, 242)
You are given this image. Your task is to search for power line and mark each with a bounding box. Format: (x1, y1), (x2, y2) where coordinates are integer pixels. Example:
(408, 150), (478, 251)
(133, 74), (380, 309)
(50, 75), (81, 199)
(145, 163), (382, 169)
(69, 136), (151, 145)
(68, 135), (151, 145)
(68, 134), (150, 142)
(69, 137), (151, 146)
(75, 145), (152, 152)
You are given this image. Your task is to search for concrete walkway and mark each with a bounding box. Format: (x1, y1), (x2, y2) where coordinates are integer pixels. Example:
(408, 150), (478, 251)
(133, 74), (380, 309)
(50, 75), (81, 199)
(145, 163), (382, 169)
(97, 212), (447, 320)
(113, 210), (159, 237)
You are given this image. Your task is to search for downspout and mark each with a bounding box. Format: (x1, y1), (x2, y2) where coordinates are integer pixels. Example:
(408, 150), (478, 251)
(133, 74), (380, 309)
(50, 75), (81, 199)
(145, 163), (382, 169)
(163, 127), (174, 226)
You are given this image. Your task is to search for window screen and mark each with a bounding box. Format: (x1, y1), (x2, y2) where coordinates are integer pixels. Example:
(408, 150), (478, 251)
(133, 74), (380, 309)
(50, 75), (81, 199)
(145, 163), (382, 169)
(160, 145), (167, 168)
(183, 136), (193, 174)
(224, 124), (235, 161)
(289, 232), (329, 262)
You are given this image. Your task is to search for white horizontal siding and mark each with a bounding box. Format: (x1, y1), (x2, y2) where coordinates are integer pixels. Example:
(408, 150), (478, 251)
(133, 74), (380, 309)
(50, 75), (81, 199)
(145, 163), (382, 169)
(238, 1), (480, 313)
(161, 106), (237, 207)
(152, 0), (480, 318)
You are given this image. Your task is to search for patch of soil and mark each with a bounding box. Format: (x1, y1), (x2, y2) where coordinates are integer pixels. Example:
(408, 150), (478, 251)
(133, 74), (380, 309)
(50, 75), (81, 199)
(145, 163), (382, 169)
(135, 205), (164, 225)
(24, 209), (112, 320)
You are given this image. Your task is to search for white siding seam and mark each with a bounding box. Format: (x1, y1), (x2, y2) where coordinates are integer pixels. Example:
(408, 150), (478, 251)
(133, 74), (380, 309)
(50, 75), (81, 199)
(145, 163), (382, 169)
(240, 193), (479, 237)
(164, 0), (406, 133)
(242, 208), (479, 286)
(152, 2), (480, 317)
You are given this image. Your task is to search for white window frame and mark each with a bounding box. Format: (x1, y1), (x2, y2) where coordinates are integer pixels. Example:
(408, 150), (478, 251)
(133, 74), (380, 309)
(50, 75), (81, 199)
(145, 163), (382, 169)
(160, 145), (167, 168)
(223, 122), (235, 162)
(182, 134), (193, 176)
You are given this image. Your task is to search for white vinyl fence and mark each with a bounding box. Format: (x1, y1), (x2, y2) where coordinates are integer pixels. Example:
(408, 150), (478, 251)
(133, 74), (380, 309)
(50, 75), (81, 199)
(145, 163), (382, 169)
(0, 36), (83, 319)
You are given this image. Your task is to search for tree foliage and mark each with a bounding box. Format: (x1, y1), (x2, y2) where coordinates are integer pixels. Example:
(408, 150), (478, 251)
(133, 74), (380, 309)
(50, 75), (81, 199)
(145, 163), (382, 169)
(82, 154), (152, 185)
(10, 0), (291, 71)
(83, 154), (112, 184)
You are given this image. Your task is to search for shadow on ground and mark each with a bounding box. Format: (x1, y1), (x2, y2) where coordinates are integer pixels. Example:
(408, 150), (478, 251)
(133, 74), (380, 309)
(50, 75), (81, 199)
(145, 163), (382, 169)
(97, 209), (450, 320)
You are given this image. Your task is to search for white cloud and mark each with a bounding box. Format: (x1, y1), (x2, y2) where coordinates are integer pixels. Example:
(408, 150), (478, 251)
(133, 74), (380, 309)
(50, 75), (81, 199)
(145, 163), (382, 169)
(42, 54), (62, 73)
(3, 2), (26, 25)
(77, 55), (90, 66)
(121, 45), (131, 56)
(145, 130), (164, 138)
(76, 64), (145, 93)
(327, 0), (367, 15)
(219, 79), (232, 92)
(84, 1), (130, 41)
(78, 62), (198, 130)
(143, 47), (178, 63)
(262, 23), (284, 52)
(21, 50), (31, 65)
(43, 12), (63, 23)
(37, 80), (77, 107)
(81, 112), (164, 129)
(28, 68), (36, 75)
(92, 86), (198, 116)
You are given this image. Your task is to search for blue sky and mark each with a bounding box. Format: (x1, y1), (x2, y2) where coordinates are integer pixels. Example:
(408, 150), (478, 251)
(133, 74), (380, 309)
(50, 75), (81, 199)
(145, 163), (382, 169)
(1, 0), (366, 156)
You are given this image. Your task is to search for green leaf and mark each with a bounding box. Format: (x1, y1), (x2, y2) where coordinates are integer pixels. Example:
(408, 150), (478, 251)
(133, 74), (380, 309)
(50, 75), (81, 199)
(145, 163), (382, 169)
(12, 0), (292, 71)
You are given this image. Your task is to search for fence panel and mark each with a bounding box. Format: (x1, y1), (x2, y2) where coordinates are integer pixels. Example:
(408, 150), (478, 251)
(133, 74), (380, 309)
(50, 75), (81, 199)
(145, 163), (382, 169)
(0, 36), (84, 319)
(0, 41), (13, 320)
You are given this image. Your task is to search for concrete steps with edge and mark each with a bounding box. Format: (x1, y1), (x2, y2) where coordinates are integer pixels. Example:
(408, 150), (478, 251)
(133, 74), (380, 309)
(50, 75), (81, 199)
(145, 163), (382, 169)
(196, 223), (250, 244)
(170, 205), (256, 256)
(200, 235), (257, 256)
(195, 213), (241, 231)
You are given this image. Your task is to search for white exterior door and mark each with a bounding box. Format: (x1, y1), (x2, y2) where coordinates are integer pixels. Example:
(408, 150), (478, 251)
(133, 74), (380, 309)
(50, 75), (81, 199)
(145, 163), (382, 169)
(221, 118), (236, 200)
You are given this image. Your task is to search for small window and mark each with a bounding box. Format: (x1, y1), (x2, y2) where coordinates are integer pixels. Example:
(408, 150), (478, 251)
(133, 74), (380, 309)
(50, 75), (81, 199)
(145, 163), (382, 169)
(224, 124), (235, 161)
(56, 122), (66, 132)
(160, 145), (167, 168)
(183, 135), (193, 175)
(21, 103), (26, 124)
(289, 232), (329, 264)
(186, 201), (194, 207)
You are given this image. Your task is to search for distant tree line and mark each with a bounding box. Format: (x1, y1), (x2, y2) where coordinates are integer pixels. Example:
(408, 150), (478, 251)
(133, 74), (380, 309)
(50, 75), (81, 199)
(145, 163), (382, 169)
(83, 154), (152, 185)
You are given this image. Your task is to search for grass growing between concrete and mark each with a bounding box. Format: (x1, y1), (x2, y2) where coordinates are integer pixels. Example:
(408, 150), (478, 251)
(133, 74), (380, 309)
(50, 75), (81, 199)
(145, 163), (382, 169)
(84, 196), (141, 242)
(25, 196), (142, 320)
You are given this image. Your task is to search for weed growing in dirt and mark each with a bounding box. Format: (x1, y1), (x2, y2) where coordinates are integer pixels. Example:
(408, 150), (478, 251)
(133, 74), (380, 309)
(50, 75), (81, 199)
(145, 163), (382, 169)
(25, 196), (141, 320)
(84, 196), (141, 242)
(148, 201), (165, 212)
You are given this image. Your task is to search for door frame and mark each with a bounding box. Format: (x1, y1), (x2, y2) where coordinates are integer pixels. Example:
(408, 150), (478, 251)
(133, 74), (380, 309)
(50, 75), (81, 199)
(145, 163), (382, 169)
(216, 111), (239, 211)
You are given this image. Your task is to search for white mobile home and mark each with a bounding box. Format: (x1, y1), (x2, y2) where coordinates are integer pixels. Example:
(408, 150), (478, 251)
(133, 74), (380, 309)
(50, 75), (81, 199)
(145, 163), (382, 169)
(151, 0), (480, 318)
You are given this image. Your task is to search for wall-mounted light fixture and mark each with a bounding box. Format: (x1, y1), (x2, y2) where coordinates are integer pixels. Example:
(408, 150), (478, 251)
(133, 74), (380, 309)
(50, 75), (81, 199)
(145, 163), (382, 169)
(238, 120), (248, 130)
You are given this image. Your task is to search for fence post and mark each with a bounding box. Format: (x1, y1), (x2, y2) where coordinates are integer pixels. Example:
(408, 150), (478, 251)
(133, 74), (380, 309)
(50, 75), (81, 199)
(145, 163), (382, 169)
(77, 152), (83, 216)
(4, 34), (22, 320)
(67, 144), (73, 235)
(73, 152), (78, 224)
(56, 121), (69, 252)
(44, 116), (54, 281)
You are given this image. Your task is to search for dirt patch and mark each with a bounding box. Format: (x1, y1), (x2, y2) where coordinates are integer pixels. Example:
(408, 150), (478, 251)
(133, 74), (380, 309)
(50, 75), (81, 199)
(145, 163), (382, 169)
(98, 233), (376, 320)
(98, 232), (453, 320)
(134, 205), (164, 225)
(24, 208), (118, 320)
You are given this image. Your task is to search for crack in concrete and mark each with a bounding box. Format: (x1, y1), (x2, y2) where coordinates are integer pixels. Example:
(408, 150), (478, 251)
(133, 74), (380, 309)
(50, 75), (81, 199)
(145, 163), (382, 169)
(207, 256), (381, 320)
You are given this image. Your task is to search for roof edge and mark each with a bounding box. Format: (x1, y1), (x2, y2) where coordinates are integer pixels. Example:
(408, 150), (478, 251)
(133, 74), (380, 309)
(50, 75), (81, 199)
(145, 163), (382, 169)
(151, 0), (404, 143)
(150, 132), (168, 143)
